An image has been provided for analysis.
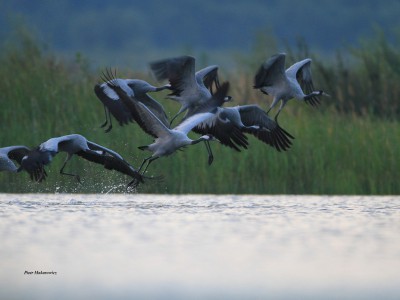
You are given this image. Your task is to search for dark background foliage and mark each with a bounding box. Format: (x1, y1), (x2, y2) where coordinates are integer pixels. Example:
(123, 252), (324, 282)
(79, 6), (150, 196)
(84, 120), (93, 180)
(1, 0), (399, 69)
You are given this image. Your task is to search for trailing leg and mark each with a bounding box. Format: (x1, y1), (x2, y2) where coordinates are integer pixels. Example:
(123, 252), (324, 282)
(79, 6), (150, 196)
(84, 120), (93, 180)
(204, 140), (214, 165)
(59, 154), (81, 184)
(139, 156), (159, 174)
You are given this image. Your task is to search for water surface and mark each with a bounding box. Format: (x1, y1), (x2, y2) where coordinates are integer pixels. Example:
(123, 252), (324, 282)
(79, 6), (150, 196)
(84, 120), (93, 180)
(1, 194), (399, 299)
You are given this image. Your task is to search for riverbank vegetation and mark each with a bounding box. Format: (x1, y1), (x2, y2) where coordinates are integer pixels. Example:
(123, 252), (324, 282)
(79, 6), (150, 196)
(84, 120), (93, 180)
(1, 28), (399, 194)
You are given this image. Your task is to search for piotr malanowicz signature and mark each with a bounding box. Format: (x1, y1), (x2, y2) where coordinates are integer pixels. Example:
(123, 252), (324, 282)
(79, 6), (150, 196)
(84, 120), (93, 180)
(24, 271), (57, 275)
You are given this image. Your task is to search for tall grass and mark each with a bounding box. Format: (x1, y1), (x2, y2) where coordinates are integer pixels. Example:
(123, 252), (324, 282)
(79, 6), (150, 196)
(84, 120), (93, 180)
(1, 29), (399, 194)
(294, 30), (400, 119)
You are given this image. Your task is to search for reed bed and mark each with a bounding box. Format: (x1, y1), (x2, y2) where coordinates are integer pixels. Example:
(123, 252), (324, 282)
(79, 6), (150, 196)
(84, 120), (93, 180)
(1, 31), (399, 194)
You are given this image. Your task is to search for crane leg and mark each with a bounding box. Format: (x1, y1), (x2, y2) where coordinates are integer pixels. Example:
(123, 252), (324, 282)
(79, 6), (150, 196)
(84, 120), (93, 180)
(59, 154), (82, 184)
(204, 140), (214, 165)
(139, 156), (159, 174)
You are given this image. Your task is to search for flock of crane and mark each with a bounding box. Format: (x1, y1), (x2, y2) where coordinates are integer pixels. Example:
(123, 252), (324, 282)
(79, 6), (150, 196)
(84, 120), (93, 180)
(0, 53), (329, 190)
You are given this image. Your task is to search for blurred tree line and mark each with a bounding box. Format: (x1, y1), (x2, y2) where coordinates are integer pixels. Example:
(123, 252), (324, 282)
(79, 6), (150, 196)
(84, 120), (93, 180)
(1, 15), (399, 121)
(1, 0), (399, 68)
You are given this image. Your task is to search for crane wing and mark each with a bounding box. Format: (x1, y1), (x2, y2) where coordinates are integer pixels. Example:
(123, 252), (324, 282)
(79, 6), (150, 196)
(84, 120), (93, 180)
(134, 93), (170, 128)
(94, 82), (134, 126)
(86, 141), (124, 160)
(238, 105), (294, 151)
(254, 53), (286, 92)
(76, 149), (144, 183)
(195, 65), (220, 94)
(149, 55), (197, 100)
(193, 111), (248, 152)
(106, 79), (171, 138)
(286, 58), (321, 107)
(6, 146), (31, 164)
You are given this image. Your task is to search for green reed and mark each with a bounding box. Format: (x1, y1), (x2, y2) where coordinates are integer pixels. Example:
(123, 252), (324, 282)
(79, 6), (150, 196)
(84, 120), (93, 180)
(1, 30), (399, 194)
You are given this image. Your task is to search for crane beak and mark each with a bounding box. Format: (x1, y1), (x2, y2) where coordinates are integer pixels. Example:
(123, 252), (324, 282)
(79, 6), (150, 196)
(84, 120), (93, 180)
(322, 91), (331, 97)
(224, 96), (233, 102)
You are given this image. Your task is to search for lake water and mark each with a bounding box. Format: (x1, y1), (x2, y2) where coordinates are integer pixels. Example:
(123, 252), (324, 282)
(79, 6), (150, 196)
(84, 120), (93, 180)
(0, 194), (399, 300)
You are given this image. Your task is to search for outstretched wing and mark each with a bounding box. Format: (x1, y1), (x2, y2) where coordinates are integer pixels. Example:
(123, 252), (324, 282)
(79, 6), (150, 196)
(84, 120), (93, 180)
(149, 55), (197, 99)
(254, 53), (286, 92)
(86, 141), (124, 160)
(238, 105), (294, 151)
(195, 65), (220, 94)
(94, 82), (134, 126)
(286, 58), (321, 107)
(176, 81), (234, 137)
(107, 81), (171, 138)
(7, 146), (31, 164)
(134, 93), (170, 128)
(0, 146), (29, 172)
(76, 149), (144, 184)
(179, 81), (247, 150)
(193, 111), (249, 152)
(16, 148), (50, 182)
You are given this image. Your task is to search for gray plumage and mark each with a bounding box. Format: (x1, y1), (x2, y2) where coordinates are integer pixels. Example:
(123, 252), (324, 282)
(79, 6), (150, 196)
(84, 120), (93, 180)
(107, 81), (232, 173)
(0, 145), (47, 182)
(231, 105), (294, 151)
(135, 102), (215, 174)
(191, 103), (294, 152)
(254, 53), (330, 122)
(149, 55), (225, 125)
(181, 82), (249, 152)
(94, 68), (170, 132)
(21, 134), (144, 187)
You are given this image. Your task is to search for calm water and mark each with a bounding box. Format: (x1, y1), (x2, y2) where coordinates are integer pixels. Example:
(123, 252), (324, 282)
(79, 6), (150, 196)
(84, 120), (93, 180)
(0, 194), (399, 300)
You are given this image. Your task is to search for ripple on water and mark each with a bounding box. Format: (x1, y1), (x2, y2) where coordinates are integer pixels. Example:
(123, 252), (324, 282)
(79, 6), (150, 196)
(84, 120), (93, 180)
(0, 194), (399, 299)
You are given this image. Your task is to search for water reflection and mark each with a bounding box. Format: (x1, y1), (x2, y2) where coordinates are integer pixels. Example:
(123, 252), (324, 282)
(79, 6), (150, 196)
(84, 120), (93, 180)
(1, 194), (399, 299)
